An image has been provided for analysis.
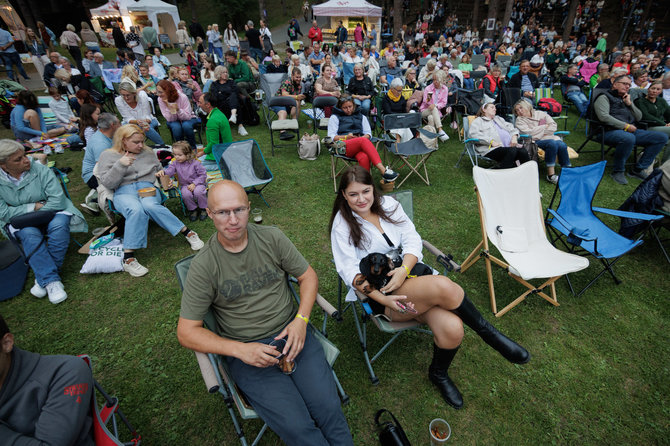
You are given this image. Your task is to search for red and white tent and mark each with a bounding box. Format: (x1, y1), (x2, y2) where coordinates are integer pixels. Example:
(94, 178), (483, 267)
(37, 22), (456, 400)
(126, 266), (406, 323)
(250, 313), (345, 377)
(312, 0), (382, 47)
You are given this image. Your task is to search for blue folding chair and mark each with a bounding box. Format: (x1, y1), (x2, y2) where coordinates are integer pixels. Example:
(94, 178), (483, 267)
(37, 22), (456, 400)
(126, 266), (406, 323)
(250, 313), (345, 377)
(545, 161), (663, 296)
(342, 62), (355, 86)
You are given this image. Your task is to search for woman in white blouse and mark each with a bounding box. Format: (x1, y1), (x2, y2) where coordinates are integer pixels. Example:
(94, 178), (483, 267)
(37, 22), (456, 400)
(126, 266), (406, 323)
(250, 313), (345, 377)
(329, 165), (530, 410)
(114, 82), (164, 145)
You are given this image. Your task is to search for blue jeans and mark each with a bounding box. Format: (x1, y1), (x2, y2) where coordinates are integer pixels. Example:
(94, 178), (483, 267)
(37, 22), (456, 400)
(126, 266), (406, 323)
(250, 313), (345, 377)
(536, 139), (570, 167)
(463, 78), (475, 90)
(227, 327), (353, 446)
(354, 98), (371, 115)
(249, 47), (264, 63)
(212, 46), (223, 61)
(113, 182), (185, 250)
(1, 52), (29, 81)
(167, 118), (200, 148)
(16, 213), (71, 287)
(566, 90), (588, 116)
(603, 128), (668, 173)
(145, 118), (164, 145)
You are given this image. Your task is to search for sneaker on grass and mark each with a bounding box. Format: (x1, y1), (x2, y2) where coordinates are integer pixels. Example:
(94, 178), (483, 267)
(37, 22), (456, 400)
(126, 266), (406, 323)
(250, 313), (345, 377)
(238, 124), (248, 136)
(186, 231), (204, 250)
(382, 167), (399, 182)
(30, 280), (46, 298)
(123, 258), (149, 277)
(45, 281), (67, 304)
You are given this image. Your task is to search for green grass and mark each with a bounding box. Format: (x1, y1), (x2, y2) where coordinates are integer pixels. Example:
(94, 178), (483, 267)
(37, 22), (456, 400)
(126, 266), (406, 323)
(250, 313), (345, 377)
(1, 96), (668, 445)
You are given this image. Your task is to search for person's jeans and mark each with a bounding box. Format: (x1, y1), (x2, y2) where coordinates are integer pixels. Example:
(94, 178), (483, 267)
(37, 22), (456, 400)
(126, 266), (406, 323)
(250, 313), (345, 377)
(354, 98), (371, 115)
(603, 128), (668, 172)
(112, 181), (185, 250)
(212, 46), (223, 61)
(566, 90), (589, 116)
(167, 118), (200, 148)
(463, 77), (475, 90)
(16, 213), (71, 287)
(227, 327), (353, 446)
(2, 52), (29, 81)
(249, 47), (264, 63)
(536, 139), (570, 167)
(145, 118), (164, 145)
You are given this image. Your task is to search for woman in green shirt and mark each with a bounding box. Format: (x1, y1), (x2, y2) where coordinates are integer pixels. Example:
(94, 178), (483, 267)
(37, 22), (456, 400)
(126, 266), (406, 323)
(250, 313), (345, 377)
(635, 80), (670, 162)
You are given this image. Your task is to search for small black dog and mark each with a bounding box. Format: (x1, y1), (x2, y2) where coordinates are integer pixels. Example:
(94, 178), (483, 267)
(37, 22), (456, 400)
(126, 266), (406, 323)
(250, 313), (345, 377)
(359, 252), (394, 291)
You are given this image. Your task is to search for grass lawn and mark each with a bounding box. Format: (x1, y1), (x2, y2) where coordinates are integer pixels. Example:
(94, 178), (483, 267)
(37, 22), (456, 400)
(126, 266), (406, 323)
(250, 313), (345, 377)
(1, 94), (668, 445)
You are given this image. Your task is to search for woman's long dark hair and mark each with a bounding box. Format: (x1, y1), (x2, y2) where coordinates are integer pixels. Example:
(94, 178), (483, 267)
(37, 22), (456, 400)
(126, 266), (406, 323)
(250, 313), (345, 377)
(79, 103), (99, 141)
(329, 165), (399, 249)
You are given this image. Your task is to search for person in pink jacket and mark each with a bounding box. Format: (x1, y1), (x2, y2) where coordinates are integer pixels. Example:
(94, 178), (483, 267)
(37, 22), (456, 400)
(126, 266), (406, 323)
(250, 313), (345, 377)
(157, 79), (200, 148)
(420, 70), (450, 141)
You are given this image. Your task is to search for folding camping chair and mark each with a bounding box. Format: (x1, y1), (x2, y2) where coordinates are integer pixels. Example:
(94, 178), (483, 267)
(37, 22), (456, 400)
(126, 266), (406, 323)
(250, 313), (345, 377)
(302, 95), (337, 134)
(330, 148), (358, 192)
(79, 355), (142, 446)
(174, 256), (349, 446)
(260, 73), (299, 154)
(471, 54), (486, 68)
(545, 161), (663, 296)
(342, 62), (355, 86)
(377, 113), (438, 188)
(455, 115), (497, 168)
(211, 139), (273, 207)
(460, 161), (589, 316)
(335, 190), (461, 384)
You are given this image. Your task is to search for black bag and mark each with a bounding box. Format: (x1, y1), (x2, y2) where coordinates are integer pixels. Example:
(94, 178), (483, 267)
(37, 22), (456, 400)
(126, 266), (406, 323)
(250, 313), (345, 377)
(0, 240), (29, 302)
(10, 210), (57, 230)
(522, 139), (539, 162)
(375, 409), (412, 446)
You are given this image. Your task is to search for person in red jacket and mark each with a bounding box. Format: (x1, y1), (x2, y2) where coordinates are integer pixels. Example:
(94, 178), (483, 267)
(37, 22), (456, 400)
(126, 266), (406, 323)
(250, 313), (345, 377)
(308, 20), (322, 46)
(479, 65), (504, 103)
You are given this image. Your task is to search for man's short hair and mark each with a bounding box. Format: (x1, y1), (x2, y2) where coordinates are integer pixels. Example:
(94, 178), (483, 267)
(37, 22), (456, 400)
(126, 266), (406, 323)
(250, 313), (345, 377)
(97, 113), (119, 130)
(633, 69), (648, 80)
(225, 50), (237, 59)
(202, 92), (214, 106)
(93, 52), (103, 58)
(247, 20), (254, 27)
(0, 314), (9, 338)
(612, 74), (630, 84)
(291, 67), (301, 76)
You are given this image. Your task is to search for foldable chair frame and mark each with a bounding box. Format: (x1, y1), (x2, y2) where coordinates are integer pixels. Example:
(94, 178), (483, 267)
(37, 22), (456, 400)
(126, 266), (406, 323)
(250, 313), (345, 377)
(460, 187), (562, 317)
(456, 115), (497, 168)
(330, 152), (358, 192)
(175, 256), (349, 446)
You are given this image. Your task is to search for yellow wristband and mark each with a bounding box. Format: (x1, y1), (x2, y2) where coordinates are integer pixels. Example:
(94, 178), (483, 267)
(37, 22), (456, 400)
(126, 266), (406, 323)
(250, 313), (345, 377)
(402, 264), (411, 277)
(295, 313), (309, 324)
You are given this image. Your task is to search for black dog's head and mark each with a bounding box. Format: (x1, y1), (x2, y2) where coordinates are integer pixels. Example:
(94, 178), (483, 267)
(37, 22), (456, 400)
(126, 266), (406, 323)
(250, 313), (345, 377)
(359, 252), (394, 291)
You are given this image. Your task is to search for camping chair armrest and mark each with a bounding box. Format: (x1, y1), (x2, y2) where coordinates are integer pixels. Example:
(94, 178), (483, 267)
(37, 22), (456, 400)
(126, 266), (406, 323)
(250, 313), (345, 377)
(370, 135), (396, 144)
(546, 209), (597, 242)
(422, 240), (461, 272)
(316, 293), (339, 318)
(464, 138), (484, 144)
(519, 133), (531, 139)
(195, 351), (219, 393)
(554, 131), (569, 136)
(593, 207), (664, 221)
(417, 128), (438, 139)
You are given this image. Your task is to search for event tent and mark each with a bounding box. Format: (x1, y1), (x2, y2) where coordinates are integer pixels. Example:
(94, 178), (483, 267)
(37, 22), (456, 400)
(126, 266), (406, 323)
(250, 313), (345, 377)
(89, 0), (180, 44)
(313, 0), (382, 47)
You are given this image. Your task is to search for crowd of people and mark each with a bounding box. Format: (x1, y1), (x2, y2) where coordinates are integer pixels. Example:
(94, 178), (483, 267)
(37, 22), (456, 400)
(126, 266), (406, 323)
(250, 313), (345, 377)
(1, 2), (670, 444)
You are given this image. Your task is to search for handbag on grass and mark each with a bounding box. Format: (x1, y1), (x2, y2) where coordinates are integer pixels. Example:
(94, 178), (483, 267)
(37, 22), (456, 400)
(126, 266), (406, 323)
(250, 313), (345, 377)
(375, 409), (412, 446)
(298, 133), (321, 160)
(9, 210), (57, 230)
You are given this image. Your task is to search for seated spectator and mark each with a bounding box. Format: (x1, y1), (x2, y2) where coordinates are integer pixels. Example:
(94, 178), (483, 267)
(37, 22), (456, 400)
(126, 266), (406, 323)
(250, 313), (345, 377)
(420, 70), (450, 141)
(138, 63), (159, 100)
(0, 314), (94, 442)
(10, 90), (66, 141)
(115, 82), (164, 146)
(380, 56), (403, 86)
(343, 45), (362, 64)
(514, 100), (571, 183)
(152, 47), (171, 71)
(633, 69), (651, 90)
(200, 56), (216, 86)
(508, 60), (539, 102)
(79, 103), (100, 149)
(121, 64), (147, 93)
(156, 141), (207, 222)
(184, 46), (200, 80)
(596, 67), (628, 91)
(418, 59), (437, 87)
(648, 55), (664, 80)
(458, 54), (474, 89)
(347, 63), (374, 116)
(176, 66), (203, 103)
(75, 89), (97, 108)
(266, 55), (288, 74)
(240, 50), (260, 81)
(288, 54), (313, 91)
(198, 92), (232, 170)
(403, 67), (421, 98)
(308, 42), (326, 75)
(209, 65), (248, 136)
(480, 64), (504, 103)
(144, 54), (166, 80)
(42, 51), (63, 86)
(327, 95), (398, 182)
(87, 52), (113, 78)
(0, 140), (87, 303)
(469, 103), (530, 168)
(97, 124), (204, 276)
(561, 64), (589, 116)
(157, 80), (200, 149)
(362, 47), (379, 82)
(664, 72), (670, 103)
(593, 74), (668, 184)
(613, 51), (632, 74)
(635, 80), (670, 163)
(274, 68), (305, 141)
(382, 78), (412, 142)
(177, 180), (354, 446)
(314, 64), (341, 117)
(47, 87), (78, 133)
(589, 63), (610, 89)
(80, 112), (119, 214)
(225, 50), (255, 98)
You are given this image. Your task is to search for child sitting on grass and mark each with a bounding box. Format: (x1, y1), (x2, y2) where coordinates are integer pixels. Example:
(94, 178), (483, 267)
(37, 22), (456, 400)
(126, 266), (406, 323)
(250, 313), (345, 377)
(156, 141), (208, 221)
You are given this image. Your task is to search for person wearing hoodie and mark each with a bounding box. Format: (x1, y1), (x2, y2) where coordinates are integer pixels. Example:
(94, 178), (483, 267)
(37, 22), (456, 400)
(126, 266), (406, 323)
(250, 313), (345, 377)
(0, 314), (94, 445)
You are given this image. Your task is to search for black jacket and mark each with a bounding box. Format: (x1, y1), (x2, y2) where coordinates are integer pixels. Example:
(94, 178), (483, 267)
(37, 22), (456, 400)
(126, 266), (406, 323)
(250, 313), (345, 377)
(507, 71), (539, 90)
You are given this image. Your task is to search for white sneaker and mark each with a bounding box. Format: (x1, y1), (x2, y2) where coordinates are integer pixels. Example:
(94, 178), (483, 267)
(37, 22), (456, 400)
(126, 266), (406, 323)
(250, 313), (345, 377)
(30, 280), (47, 298)
(45, 281), (67, 304)
(123, 258), (149, 277)
(238, 125), (248, 136)
(438, 130), (449, 142)
(229, 114), (237, 124)
(186, 231), (204, 250)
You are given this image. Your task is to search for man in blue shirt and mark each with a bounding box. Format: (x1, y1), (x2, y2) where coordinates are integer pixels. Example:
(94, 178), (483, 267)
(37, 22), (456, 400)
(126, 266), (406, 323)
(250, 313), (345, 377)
(0, 26), (29, 82)
(308, 42), (325, 75)
(81, 113), (119, 214)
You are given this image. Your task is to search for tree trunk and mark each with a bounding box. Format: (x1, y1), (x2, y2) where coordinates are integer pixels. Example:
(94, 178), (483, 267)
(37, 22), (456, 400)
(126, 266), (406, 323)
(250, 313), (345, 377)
(485, 0), (500, 40)
(562, 0), (580, 42)
(280, 0), (287, 16)
(472, 0), (481, 32)
(258, 0), (267, 20)
(502, 0), (514, 36)
(393, 0), (402, 42)
(187, 0), (197, 20)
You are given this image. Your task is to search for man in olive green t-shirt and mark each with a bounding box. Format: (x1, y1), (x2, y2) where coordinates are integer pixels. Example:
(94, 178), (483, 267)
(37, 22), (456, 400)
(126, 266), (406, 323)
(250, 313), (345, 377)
(177, 180), (352, 446)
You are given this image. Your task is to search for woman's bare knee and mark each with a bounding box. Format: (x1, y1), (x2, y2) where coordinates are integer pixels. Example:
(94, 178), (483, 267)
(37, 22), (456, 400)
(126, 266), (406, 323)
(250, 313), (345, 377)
(429, 311), (464, 348)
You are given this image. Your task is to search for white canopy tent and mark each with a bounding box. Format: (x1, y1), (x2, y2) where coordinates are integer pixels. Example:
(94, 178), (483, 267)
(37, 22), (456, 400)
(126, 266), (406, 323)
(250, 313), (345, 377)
(89, 0), (180, 44)
(312, 0), (382, 48)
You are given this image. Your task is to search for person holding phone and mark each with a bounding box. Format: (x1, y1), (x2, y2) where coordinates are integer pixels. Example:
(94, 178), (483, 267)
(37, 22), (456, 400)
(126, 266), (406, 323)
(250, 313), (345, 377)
(593, 74), (668, 184)
(330, 165), (530, 410)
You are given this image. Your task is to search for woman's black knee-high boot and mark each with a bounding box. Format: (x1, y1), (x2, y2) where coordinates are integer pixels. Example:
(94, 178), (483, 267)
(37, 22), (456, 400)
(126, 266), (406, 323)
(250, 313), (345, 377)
(428, 343), (464, 409)
(452, 294), (530, 364)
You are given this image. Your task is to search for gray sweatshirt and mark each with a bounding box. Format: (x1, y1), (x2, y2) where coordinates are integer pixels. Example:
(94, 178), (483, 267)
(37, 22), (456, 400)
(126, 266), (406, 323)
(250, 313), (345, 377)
(97, 148), (161, 190)
(0, 347), (94, 445)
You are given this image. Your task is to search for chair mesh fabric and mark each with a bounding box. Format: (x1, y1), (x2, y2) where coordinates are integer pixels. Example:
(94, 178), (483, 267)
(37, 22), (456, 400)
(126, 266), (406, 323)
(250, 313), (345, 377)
(213, 140), (272, 190)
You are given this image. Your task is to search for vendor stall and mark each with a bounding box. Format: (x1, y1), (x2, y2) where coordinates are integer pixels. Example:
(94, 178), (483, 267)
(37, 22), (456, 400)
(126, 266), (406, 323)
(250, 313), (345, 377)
(312, 0), (382, 49)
